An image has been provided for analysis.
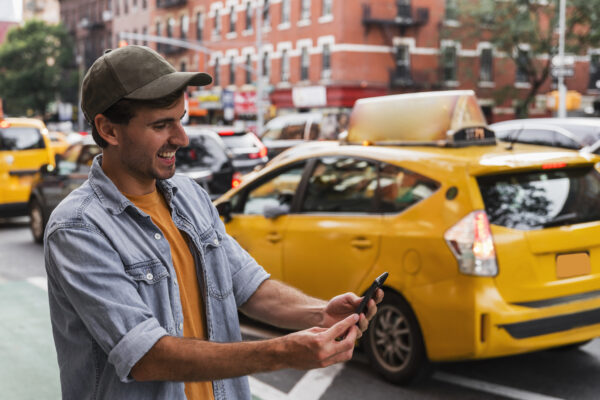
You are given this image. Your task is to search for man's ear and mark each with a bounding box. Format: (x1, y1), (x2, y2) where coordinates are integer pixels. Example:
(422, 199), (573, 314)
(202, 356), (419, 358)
(95, 114), (120, 146)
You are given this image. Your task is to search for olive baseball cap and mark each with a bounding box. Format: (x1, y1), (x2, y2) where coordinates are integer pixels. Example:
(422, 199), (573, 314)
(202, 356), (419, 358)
(81, 45), (212, 123)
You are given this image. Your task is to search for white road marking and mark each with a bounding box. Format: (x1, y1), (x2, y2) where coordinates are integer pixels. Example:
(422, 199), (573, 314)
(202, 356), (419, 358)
(249, 377), (289, 400)
(26, 276), (48, 292)
(434, 371), (565, 400)
(287, 363), (345, 400)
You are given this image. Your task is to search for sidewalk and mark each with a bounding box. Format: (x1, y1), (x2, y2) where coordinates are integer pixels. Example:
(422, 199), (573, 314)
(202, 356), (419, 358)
(0, 279), (60, 399)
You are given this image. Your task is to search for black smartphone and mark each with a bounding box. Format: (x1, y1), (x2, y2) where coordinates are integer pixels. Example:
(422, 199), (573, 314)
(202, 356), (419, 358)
(356, 272), (388, 315)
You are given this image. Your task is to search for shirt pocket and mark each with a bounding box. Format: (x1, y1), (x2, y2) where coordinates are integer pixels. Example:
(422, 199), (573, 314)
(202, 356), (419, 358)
(125, 259), (169, 285)
(201, 230), (234, 300)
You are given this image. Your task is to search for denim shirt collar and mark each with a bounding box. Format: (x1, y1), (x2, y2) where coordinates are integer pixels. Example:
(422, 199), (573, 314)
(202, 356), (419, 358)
(88, 154), (179, 215)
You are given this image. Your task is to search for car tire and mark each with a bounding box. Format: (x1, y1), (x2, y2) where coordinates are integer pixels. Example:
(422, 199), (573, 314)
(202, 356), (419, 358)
(29, 198), (45, 244)
(363, 290), (431, 385)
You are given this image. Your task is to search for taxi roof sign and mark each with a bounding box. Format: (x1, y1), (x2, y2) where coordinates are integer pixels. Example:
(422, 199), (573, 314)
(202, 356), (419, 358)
(346, 90), (495, 147)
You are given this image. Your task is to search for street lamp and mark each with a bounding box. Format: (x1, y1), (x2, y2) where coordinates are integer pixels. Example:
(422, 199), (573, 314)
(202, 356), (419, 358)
(557, 0), (567, 118)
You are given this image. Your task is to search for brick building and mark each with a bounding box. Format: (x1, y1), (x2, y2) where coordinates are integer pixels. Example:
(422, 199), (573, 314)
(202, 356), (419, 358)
(60, 0), (599, 124)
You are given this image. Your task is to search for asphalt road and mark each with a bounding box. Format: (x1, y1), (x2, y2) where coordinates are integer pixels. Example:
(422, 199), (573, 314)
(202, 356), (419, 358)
(1, 217), (600, 400)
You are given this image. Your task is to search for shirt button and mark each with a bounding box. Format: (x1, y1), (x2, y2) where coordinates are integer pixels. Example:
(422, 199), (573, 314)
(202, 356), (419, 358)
(154, 233), (161, 240)
(178, 323), (183, 331)
(213, 238), (219, 245)
(146, 273), (153, 281)
(174, 280), (178, 286)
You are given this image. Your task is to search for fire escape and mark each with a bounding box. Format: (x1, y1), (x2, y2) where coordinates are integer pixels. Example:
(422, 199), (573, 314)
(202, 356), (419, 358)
(362, 1), (429, 89)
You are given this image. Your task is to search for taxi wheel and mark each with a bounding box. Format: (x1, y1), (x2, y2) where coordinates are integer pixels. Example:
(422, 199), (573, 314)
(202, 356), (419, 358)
(29, 199), (45, 244)
(363, 290), (431, 385)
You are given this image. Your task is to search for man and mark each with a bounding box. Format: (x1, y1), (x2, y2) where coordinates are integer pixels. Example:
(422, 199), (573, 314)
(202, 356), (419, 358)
(45, 45), (383, 400)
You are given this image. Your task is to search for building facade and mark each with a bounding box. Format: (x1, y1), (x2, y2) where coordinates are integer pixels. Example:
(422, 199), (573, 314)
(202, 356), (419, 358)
(60, 0), (598, 124)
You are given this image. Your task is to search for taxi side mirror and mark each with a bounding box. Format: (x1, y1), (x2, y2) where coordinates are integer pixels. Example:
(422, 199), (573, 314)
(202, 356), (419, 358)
(263, 203), (290, 219)
(216, 201), (233, 223)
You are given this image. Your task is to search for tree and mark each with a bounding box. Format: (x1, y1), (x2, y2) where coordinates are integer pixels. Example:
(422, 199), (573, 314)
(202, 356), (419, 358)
(0, 20), (76, 117)
(451, 0), (600, 117)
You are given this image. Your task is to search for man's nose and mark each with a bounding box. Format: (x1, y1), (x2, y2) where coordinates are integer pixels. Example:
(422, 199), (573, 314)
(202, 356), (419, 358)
(171, 121), (189, 147)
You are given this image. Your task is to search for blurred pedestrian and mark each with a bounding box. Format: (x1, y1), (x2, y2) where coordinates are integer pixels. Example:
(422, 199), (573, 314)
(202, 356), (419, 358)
(44, 45), (383, 400)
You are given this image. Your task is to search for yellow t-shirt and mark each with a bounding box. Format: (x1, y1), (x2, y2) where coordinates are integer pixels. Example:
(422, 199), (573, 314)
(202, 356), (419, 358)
(126, 190), (215, 400)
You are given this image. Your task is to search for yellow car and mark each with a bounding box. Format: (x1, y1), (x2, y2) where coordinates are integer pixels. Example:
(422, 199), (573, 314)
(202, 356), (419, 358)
(214, 91), (600, 384)
(0, 117), (55, 218)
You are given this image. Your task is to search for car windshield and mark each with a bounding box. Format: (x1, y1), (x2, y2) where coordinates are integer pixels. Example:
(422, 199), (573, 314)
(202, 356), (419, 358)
(478, 166), (600, 230)
(0, 127), (45, 151)
(220, 133), (258, 150)
(550, 123), (600, 147)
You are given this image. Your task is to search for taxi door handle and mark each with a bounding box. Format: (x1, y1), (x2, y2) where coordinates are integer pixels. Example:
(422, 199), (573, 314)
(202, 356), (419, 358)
(267, 232), (282, 243)
(351, 238), (372, 249)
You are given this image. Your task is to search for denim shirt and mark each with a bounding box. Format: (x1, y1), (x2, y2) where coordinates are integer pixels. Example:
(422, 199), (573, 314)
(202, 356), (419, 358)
(44, 155), (269, 400)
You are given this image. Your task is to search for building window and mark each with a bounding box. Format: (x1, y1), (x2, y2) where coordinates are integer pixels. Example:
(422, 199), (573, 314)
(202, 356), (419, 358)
(132, 28), (138, 45)
(301, 0), (311, 20)
(281, 49), (290, 82)
(301, 47), (309, 81)
(181, 61), (186, 72)
(480, 48), (493, 82)
(281, 0), (290, 23)
(142, 0), (147, 9)
(229, 56), (236, 85)
(246, 54), (252, 84)
(181, 15), (189, 39)
(262, 51), (270, 82)
(245, 2), (253, 30)
(445, 0), (458, 21)
(214, 58), (221, 86)
(516, 48), (529, 83)
(197, 12), (204, 41)
(155, 21), (161, 51)
(229, 5), (236, 33)
(395, 44), (410, 80)
(442, 45), (457, 82)
(322, 0), (332, 16)
(322, 44), (331, 79)
(214, 8), (222, 36)
(263, 1), (271, 27)
(167, 17), (174, 39)
(589, 54), (600, 89)
(123, 0), (128, 14)
(397, 0), (410, 19)
(142, 26), (147, 46)
(115, 0), (120, 16)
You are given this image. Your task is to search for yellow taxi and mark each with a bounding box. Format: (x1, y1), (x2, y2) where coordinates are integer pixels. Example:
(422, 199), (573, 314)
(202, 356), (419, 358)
(0, 117), (56, 218)
(214, 91), (600, 384)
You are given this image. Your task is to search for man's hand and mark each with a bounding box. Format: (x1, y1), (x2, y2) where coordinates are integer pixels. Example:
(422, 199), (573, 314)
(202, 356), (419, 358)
(281, 314), (360, 369)
(322, 289), (384, 337)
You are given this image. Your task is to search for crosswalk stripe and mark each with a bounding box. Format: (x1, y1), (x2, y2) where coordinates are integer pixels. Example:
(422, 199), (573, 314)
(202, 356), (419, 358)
(26, 276), (48, 292)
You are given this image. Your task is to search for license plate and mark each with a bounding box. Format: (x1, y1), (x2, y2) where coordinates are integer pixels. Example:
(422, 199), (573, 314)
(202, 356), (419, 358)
(556, 252), (590, 279)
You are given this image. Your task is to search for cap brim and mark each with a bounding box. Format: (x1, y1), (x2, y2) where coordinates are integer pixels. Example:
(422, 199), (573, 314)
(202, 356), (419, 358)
(125, 72), (212, 100)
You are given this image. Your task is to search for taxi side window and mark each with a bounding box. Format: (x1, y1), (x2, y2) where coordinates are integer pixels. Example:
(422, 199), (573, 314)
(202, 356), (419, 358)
(280, 122), (306, 140)
(301, 157), (377, 213)
(241, 163), (306, 215)
(0, 127), (45, 151)
(376, 163), (440, 213)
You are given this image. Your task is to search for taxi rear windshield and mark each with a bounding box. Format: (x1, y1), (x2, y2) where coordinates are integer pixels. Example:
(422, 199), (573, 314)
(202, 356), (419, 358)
(478, 166), (600, 230)
(0, 127), (45, 151)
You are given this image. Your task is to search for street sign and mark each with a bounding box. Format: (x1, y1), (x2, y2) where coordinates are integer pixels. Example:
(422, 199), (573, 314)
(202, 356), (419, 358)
(551, 67), (574, 78)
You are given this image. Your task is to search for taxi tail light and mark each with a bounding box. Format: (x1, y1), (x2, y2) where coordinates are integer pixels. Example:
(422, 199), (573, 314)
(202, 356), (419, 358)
(231, 172), (242, 188)
(444, 210), (498, 277)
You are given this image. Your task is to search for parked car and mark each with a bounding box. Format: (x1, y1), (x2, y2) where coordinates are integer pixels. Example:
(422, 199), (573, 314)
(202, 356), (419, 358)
(490, 118), (600, 150)
(28, 136), (101, 242)
(210, 126), (268, 173)
(0, 117), (56, 218)
(215, 91), (600, 385)
(259, 112), (338, 159)
(177, 127), (237, 199)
